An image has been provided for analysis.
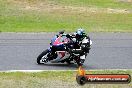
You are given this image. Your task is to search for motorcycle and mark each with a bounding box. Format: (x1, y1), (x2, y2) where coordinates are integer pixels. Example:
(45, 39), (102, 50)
(37, 31), (92, 66)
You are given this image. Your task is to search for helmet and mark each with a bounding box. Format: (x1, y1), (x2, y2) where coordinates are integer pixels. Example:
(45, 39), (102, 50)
(76, 28), (85, 41)
(76, 28), (84, 35)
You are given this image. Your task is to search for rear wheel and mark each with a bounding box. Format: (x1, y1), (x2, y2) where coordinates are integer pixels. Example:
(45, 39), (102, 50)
(37, 49), (49, 64)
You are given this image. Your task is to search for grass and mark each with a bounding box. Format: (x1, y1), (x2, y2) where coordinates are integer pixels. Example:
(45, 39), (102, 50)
(0, 70), (132, 88)
(55, 0), (132, 9)
(0, 0), (131, 32)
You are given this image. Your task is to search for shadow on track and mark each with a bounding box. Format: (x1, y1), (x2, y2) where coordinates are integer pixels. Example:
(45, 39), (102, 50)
(36, 63), (97, 70)
(37, 63), (78, 68)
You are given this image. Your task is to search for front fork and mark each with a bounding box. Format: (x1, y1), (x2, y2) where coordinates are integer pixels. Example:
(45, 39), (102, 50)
(47, 47), (58, 61)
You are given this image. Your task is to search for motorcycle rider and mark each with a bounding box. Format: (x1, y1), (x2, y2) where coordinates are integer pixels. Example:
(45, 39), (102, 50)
(49, 29), (92, 64)
(71, 28), (92, 65)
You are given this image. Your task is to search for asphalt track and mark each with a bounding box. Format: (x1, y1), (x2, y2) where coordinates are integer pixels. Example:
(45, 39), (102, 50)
(0, 33), (132, 71)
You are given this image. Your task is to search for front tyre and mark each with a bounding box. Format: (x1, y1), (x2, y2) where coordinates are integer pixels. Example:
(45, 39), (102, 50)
(37, 49), (49, 64)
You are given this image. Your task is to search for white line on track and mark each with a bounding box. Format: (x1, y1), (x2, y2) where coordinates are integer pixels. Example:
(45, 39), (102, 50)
(0, 69), (131, 73)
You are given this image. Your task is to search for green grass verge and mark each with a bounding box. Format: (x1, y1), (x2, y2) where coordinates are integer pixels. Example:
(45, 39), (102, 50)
(0, 70), (132, 88)
(0, 0), (131, 32)
(55, 0), (132, 9)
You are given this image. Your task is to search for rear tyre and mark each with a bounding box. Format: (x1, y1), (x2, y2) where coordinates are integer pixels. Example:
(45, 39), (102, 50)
(37, 49), (49, 64)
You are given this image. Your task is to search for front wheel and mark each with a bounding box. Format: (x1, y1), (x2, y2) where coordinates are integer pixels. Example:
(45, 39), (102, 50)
(37, 49), (49, 64)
